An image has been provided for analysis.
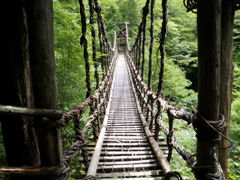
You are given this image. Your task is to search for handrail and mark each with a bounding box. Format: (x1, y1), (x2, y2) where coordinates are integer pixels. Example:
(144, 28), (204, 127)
(126, 53), (172, 174)
(86, 49), (118, 177)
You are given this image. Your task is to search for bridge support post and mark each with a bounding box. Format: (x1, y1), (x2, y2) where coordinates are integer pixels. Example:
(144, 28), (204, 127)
(26, 0), (67, 179)
(196, 0), (235, 179)
(1, 0), (68, 179)
(193, 0), (233, 180)
(195, 0), (224, 179)
(219, 0), (235, 177)
(1, 1), (41, 180)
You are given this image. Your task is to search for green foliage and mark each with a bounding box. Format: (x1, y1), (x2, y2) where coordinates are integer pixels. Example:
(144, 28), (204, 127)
(162, 57), (197, 107)
(50, 0), (240, 179)
(54, 0), (87, 110)
(228, 99), (240, 179)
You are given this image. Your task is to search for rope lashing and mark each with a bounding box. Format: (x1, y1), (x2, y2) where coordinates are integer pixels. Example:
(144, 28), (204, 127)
(79, 0), (92, 98)
(191, 112), (232, 147)
(183, 0), (197, 13)
(157, 0), (168, 95)
(193, 163), (225, 180)
(88, 0), (99, 89)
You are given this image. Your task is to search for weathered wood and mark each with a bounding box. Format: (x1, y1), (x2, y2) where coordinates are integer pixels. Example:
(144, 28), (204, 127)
(219, 0), (235, 177)
(0, 166), (62, 176)
(89, 151), (154, 156)
(196, 0), (223, 179)
(26, 1), (65, 179)
(128, 54), (173, 176)
(97, 163), (158, 170)
(86, 54), (170, 179)
(97, 154), (157, 161)
(97, 170), (164, 178)
(98, 159), (157, 166)
(0, 105), (63, 118)
(86, 61), (115, 176)
(100, 178), (162, 180)
(1, 2), (40, 180)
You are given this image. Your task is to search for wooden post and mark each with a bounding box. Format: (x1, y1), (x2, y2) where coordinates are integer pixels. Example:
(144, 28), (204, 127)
(26, 0), (66, 179)
(196, 0), (223, 179)
(219, 0), (235, 177)
(1, 1), (41, 179)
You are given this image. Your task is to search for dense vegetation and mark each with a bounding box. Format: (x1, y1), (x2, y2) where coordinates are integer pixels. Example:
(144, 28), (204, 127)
(53, 0), (240, 179)
(0, 0), (239, 179)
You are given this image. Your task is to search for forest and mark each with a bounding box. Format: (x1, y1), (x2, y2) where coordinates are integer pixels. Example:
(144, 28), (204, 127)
(0, 0), (240, 179)
(53, 0), (240, 179)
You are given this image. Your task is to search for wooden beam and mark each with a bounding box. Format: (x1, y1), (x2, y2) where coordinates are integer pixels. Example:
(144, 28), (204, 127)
(0, 105), (63, 118)
(1, 1), (41, 178)
(26, 1), (65, 179)
(0, 166), (63, 176)
(86, 52), (117, 177)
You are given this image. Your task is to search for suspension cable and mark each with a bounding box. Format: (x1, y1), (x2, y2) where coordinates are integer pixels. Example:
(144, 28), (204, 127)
(79, 0), (92, 98)
(141, 0), (150, 79)
(88, 0), (99, 89)
(94, 0), (111, 71)
(157, 0), (168, 95)
(148, 0), (155, 90)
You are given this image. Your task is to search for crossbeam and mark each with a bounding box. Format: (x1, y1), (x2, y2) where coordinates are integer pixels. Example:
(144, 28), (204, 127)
(0, 105), (63, 118)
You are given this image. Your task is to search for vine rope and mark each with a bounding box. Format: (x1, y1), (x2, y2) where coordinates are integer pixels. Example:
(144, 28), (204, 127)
(79, 0), (92, 98)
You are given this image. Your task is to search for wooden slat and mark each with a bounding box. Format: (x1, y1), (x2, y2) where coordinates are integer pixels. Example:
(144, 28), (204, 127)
(90, 150), (154, 155)
(98, 159), (157, 166)
(97, 162), (159, 170)
(97, 170), (164, 178)
(86, 55), (167, 179)
(100, 178), (163, 180)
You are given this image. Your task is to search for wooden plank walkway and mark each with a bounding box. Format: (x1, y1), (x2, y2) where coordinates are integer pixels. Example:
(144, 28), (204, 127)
(87, 55), (167, 179)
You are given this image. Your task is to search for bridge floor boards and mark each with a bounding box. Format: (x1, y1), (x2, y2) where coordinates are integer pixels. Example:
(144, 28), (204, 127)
(91, 55), (165, 179)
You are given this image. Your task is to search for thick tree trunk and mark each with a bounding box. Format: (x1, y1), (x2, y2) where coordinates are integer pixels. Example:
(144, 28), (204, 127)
(26, 1), (66, 179)
(196, 0), (223, 179)
(219, 0), (235, 177)
(1, 0), (40, 179)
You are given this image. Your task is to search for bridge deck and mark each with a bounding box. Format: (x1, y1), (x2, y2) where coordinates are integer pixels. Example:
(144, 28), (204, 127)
(87, 55), (167, 179)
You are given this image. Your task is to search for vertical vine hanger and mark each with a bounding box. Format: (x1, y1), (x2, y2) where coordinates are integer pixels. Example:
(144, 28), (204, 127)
(78, 0), (92, 98)
(148, 0), (155, 90)
(157, 0), (168, 96)
(88, 0), (99, 89)
(141, 0), (150, 79)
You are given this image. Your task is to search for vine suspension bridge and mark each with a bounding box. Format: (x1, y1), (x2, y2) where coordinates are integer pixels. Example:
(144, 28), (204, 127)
(1, 0), (239, 180)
